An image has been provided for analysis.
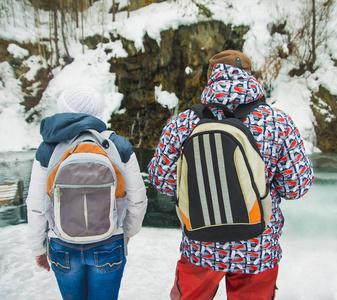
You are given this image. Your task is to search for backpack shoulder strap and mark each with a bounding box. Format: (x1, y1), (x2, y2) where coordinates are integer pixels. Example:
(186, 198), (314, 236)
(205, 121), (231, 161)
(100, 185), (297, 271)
(100, 130), (115, 140)
(234, 97), (267, 121)
(189, 97), (268, 121)
(190, 103), (235, 120)
(189, 104), (214, 119)
(76, 129), (106, 145)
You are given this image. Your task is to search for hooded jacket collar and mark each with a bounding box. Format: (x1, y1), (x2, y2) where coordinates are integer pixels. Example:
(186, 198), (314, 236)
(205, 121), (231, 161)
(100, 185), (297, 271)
(40, 113), (107, 144)
(201, 63), (264, 112)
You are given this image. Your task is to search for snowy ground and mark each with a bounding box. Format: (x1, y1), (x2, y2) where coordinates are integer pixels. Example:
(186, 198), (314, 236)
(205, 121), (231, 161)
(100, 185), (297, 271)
(0, 171), (336, 300)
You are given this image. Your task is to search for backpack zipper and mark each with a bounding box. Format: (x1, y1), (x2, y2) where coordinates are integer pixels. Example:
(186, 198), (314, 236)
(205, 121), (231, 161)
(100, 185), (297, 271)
(83, 192), (89, 233)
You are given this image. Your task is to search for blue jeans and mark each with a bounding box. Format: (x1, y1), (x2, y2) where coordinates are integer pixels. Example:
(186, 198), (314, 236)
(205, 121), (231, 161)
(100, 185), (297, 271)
(49, 235), (126, 300)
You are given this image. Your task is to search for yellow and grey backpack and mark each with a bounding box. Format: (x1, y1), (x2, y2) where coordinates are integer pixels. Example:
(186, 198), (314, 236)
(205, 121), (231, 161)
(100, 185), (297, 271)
(45, 129), (127, 245)
(176, 100), (272, 242)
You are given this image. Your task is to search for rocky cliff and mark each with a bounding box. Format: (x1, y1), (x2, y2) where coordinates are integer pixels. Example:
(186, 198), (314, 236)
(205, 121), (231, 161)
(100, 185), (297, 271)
(1, 18), (336, 152)
(108, 21), (249, 148)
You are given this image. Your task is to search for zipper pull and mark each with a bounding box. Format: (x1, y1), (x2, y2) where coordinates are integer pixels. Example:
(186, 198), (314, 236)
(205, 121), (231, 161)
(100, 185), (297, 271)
(70, 141), (81, 153)
(54, 186), (61, 203)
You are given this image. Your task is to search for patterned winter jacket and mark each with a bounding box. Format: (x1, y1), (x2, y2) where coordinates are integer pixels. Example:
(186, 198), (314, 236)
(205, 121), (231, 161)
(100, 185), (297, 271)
(148, 64), (314, 274)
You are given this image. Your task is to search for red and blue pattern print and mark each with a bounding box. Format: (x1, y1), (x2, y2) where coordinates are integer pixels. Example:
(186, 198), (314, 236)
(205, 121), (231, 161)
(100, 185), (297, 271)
(148, 64), (314, 274)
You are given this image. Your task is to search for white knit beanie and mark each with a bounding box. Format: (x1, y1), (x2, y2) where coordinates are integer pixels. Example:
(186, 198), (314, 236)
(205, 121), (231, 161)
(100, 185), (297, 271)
(57, 85), (104, 119)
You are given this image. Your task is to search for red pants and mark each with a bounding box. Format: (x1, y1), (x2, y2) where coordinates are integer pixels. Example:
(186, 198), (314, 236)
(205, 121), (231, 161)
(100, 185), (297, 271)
(170, 256), (278, 300)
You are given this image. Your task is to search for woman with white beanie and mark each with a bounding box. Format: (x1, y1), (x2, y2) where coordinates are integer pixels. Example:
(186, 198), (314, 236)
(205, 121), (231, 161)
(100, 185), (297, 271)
(26, 85), (148, 299)
(56, 85), (104, 119)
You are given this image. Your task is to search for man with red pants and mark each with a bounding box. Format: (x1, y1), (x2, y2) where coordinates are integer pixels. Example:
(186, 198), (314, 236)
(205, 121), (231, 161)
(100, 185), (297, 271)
(148, 50), (314, 299)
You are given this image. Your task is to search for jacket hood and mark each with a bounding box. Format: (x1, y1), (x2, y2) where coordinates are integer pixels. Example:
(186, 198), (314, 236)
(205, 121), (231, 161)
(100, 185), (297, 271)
(201, 63), (264, 112)
(40, 113), (106, 144)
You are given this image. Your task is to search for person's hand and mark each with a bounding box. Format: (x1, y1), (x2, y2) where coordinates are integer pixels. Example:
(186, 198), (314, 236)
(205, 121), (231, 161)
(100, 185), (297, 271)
(35, 253), (50, 272)
(127, 237), (130, 244)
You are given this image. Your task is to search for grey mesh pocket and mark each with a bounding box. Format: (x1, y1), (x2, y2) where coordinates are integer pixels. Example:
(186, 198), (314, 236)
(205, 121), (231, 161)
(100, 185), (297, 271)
(56, 185), (116, 238)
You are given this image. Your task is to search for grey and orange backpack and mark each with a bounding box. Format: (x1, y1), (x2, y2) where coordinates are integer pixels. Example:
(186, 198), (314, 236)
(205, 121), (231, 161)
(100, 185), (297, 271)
(45, 129), (127, 244)
(176, 100), (272, 242)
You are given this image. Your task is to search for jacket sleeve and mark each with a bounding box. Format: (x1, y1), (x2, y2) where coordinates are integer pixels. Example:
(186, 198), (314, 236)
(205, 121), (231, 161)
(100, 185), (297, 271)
(26, 159), (48, 256)
(272, 113), (315, 200)
(124, 152), (148, 238)
(147, 110), (199, 196)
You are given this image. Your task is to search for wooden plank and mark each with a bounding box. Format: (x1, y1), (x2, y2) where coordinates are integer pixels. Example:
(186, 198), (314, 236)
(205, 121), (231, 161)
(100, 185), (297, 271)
(0, 181), (24, 206)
